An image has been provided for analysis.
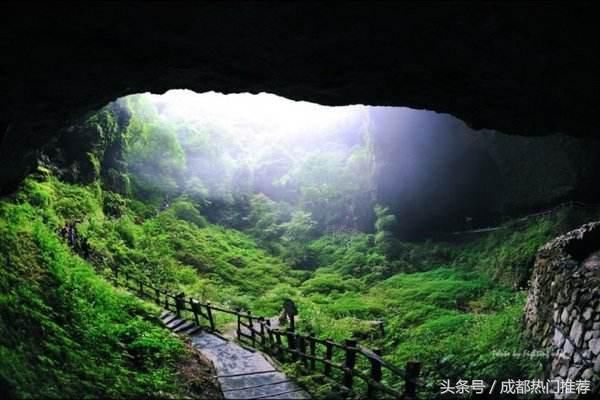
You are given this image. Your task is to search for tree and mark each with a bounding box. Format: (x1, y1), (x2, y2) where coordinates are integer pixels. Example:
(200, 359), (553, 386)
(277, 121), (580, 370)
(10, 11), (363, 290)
(374, 205), (400, 258)
(281, 210), (316, 243)
(126, 122), (186, 196)
(247, 194), (287, 249)
(280, 211), (317, 268)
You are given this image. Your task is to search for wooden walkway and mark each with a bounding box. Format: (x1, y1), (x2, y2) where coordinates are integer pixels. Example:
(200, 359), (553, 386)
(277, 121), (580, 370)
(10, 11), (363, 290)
(160, 311), (311, 400)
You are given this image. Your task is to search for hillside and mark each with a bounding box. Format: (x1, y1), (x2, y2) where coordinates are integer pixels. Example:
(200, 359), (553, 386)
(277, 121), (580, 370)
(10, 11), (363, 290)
(0, 176), (220, 398)
(3, 166), (599, 398)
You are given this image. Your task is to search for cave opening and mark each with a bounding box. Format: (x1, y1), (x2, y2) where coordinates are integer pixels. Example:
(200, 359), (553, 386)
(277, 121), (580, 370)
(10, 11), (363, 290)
(49, 89), (600, 242)
(6, 84), (600, 398)
(5, 3), (600, 398)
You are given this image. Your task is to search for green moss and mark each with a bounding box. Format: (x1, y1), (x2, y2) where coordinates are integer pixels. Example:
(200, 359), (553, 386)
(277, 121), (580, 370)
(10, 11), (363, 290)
(300, 272), (364, 295)
(18, 179), (56, 208)
(0, 200), (189, 398)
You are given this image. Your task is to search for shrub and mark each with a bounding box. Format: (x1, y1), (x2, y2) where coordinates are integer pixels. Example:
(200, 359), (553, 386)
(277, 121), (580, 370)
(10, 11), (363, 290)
(102, 190), (128, 218)
(300, 272), (363, 295)
(170, 199), (208, 228)
(19, 179), (55, 208)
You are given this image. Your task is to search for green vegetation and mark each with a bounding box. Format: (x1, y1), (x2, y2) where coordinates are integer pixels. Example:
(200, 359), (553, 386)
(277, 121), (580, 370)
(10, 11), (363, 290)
(8, 168), (597, 398)
(0, 183), (196, 399)
(4, 93), (600, 398)
(111, 94), (376, 260)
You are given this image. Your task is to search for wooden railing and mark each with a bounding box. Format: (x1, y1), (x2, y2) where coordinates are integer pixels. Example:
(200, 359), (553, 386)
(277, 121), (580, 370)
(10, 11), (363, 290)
(109, 267), (420, 399)
(251, 325), (421, 399)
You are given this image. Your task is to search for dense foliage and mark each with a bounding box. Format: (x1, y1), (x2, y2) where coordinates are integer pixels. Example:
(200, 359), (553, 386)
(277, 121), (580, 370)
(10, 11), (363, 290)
(0, 176), (198, 399)
(109, 94), (377, 263)
(5, 93), (600, 399)
(9, 169), (598, 398)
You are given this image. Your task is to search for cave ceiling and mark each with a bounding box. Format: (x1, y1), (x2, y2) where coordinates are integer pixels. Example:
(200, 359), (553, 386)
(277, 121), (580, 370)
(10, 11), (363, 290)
(1, 2), (598, 193)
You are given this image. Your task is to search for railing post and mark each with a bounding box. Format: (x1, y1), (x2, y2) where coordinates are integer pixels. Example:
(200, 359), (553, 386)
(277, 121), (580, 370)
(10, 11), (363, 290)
(275, 329), (284, 361)
(154, 288), (160, 305)
(266, 320), (274, 355)
(343, 339), (357, 389)
(404, 361), (421, 400)
(287, 328), (297, 361)
(367, 348), (383, 398)
(191, 299), (200, 326)
(298, 335), (308, 368)
(258, 317), (266, 348)
(175, 293), (185, 318)
(206, 302), (215, 331)
(248, 311), (255, 348)
(324, 339), (333, 377)
(236, 308), (242, 340)
(308, 331), (316, 370)
(164, 291), (169, 310)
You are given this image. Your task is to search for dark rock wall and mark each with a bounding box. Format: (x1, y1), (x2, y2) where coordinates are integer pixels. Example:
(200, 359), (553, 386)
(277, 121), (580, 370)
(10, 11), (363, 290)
(39, 101), (131, 193)
(2, 2), (600, 194)
(476, 131), (600, 210)
(369, 108), (499, 237)
(368, 108), (600, 238)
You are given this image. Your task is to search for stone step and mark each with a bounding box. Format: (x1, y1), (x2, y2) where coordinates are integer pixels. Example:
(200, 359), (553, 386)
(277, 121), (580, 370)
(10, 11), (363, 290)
(265, 388), (311, 399)
(162, 314), (178, 325)
(190, 331), (229, 349)
(214, 353), (276, 377)
(221, 378), (299, 399)
(166, 318), (186, 329)
(172, 321), (196, 333)
(219, 371), (288, 392)
(167, 313), (310, 399)
(200, 340), (254, 362)
(180, 325), (203, 336)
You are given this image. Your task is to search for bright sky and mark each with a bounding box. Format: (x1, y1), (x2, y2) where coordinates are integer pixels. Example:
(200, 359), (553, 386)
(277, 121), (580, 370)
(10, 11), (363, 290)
(148, 90), (366, 141)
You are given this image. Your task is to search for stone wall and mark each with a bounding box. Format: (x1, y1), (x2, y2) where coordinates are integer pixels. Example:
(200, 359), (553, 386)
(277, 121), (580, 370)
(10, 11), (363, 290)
(525, 222), (600, 397)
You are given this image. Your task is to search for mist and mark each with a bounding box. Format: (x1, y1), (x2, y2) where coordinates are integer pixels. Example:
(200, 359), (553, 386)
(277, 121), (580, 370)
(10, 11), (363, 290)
(115, 90), (600, 238)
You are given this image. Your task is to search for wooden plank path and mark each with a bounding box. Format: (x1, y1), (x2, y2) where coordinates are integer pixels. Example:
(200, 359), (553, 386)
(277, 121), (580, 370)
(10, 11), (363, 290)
(160, 311), (311, 400)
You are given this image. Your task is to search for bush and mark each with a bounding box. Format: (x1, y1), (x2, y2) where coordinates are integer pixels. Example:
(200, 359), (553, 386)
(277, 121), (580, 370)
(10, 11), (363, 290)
(19, 179), (55, 208)
(102, 190), (128, 218)
(300, 272), (363, 295)
(170, 199), (207, 228)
